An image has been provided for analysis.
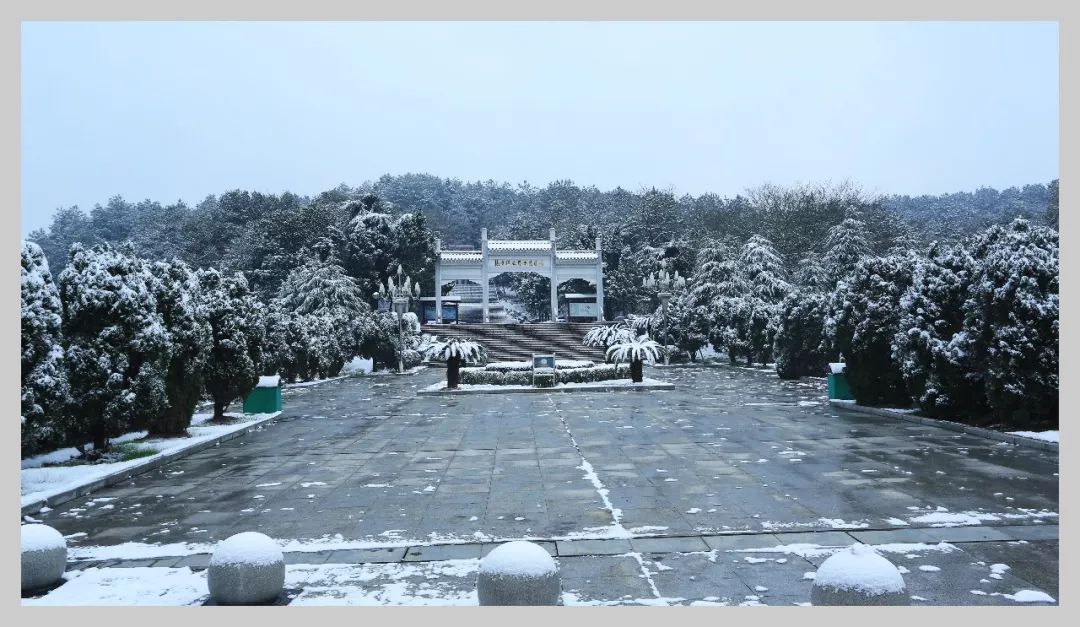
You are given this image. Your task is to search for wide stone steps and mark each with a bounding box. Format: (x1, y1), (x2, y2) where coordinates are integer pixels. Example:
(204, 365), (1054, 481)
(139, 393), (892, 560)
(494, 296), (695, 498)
(421, 322), (610, 363)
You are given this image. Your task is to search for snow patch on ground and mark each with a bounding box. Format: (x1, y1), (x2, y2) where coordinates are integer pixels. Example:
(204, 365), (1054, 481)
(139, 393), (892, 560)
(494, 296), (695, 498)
(21, 412), (281, 507)
(813, 544), (906, 595)
(479, 541), (555, 577)
(1006, 430), (1058, 444)
(21, 523), (65, 552)
(22, 567), (208, 606)
(907, 510), (1001, 527)
(210, 532), (283, 566)
(998, 590), (1055, 603)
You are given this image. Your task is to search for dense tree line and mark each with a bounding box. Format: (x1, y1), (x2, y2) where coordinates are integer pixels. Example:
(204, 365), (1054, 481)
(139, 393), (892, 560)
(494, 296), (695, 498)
(24, 174), (1058, 449)
(20, 237), (422, 459)
(27, 175), (1056, 320)
(632, 214), (1056, 431)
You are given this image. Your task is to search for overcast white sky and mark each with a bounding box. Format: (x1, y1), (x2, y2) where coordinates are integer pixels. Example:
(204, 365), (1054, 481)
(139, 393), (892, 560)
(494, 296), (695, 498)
(21, 21), (1059, 234)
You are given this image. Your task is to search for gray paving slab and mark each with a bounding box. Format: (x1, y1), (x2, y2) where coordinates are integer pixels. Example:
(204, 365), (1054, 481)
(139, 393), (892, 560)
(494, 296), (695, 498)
(403, 543), (484, 562)
(284, 550), (331, 565)
(556, 538), (633, 556)
(630, 535), (710, 554)
(33, 365), (1059, 605)
(325, 547), (407, 564)
(996, 524), (1058, 541)
(702, 533), (784, 551)
(848, 528), (940, 545)
(927, 526), (1017, 543)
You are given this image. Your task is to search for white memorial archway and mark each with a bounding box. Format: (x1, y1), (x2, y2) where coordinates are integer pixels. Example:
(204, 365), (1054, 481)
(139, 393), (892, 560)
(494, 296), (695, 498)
(434, 229), (604, 323)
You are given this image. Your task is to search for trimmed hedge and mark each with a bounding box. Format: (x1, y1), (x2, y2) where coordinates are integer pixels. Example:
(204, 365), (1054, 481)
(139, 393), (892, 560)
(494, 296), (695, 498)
(485, 359), (595, 373)
(460, 368), (532, 385)
(459, 363), (630, 386)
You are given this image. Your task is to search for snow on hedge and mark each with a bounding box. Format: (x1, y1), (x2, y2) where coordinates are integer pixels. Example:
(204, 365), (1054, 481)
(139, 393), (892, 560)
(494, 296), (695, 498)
(479, 541), (557, 577)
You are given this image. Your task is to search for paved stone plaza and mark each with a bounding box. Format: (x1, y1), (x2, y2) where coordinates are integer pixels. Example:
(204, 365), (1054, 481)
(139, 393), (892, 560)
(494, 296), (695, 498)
(31, 366), (1059, 605)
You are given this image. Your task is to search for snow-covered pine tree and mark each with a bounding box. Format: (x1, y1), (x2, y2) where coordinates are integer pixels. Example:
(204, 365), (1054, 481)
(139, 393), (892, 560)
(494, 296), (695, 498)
(275, 251), (374, 371)
(773, 289), (830, 380)
(262, 306), (321, 383)
(698, 253), (751, 364)
(957, 218), (1058, 429)
(827, 253), (917, 407)
(198, 268), (266, 422)
(684, 241), (735, 310)
(58, 243), (171, 453)
(654, 295), (708, 361)
(822, 217), (871, 282)
(331, 195), (398, 294)
(892, 241), (983, 419)
(146, 259), (212, 436)
(261, 304), (292, 378)
(361, 311), (423, 371)
(276, 253), (368, 316)
(21, 241), (69, 456)
(304, 313), (349, 378)
(793, 256), (829, 291)
(737, 235), (790, 365)
(740, 235), (790, 302)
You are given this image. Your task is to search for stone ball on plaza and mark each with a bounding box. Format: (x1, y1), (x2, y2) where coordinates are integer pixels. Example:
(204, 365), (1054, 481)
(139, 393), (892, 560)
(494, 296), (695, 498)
(477, 540), (560, 606)
(207, 531), (286, 605)
(811, 543), (910, 606)
(21, 523), (67, 592)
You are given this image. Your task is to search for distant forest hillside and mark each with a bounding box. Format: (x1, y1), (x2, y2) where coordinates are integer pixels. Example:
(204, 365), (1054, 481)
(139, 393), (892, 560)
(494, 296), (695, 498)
(27, 174), (1058, 293)
(884, 180), (1058, 239)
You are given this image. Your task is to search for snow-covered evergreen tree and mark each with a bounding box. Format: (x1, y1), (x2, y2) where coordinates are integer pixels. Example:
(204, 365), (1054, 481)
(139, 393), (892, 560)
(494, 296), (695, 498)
(654, 296), (707, 360)
(304, 313), (350, 378)
(822, 217), (871, 282)
(740, 235), (790, 302)
(827, 253), (917, 406)
(276, 253), (367, 317)
(274, 251), (375, 376)
(773, 289), (830, 380)
(146, 259), (212, 436)
(21, 241), (69, 456)
(198, 268), (265, 421)
(957, 218), (1058, 429)
(736, 235), (790, 365)
(793, 256), (829, 290)
(58, 243), (171, 452)
(701, 257), (752, 364)
(892, 241), (982, 419)
(684, 241), (736, 310)
(361, 311), (423, 371)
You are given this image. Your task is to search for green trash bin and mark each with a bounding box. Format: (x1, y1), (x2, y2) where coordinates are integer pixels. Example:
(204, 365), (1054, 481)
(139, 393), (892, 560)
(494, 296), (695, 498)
(827, 363), (854, 401)
(244, 375), (282, 413)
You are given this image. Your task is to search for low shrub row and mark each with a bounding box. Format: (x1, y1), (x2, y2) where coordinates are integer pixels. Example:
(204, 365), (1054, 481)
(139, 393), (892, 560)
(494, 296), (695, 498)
(484, 359), (596, 373)
(459, 363), (630, 386)
(460, 368), (532, 386)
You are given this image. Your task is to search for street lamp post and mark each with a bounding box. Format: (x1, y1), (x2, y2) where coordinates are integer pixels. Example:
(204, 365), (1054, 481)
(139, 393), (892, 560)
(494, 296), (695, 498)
(644, 269), (686, 366)
(376, 265), (422, 374)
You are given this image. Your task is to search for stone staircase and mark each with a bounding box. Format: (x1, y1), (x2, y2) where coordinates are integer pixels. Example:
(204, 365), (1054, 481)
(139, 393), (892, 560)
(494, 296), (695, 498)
(421, 322), (610, 363)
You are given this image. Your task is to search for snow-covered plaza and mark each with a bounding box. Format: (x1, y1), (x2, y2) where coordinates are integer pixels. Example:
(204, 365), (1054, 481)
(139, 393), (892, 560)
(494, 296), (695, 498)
(23, 365), (1058, 606)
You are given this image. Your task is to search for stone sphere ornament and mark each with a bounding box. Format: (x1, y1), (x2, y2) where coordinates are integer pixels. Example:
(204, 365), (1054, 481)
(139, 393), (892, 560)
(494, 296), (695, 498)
(477, 540), (560, 606)
(207, 531), (286, 605)
(21, 523), (67, 592)
(811, 543), (910, 606)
